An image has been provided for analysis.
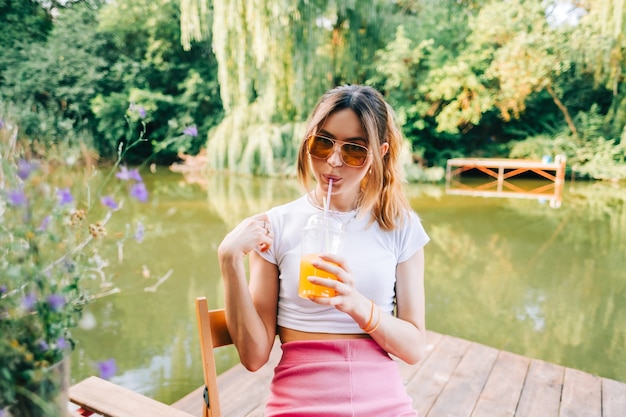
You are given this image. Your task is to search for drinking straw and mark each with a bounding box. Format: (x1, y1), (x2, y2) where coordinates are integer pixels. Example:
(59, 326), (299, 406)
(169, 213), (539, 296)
(322, 179), (333, 252)
(324, 179), (333, 216)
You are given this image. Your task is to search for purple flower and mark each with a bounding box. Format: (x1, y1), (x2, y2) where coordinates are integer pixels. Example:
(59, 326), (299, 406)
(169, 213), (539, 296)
(0, 285), (6, 295)
(22, 293), (37, 311)
(96, 358), (117, 380)
(57, 188), (74, 206)
(56, 337), (68, 350)
(47, 294), (66, 311)
(8, 189), (27, 206)
(183, 125), (198, 137)
(129, 103), (146, 118)
(17, 159), (36, 180)
(38, 340), (50, 351)
(100, 195), (118, 210)
(116, 166), (143, 182)
(134, 222), (145, 243)
(130, 182), (148, 203)
(0, 118), (4, 129)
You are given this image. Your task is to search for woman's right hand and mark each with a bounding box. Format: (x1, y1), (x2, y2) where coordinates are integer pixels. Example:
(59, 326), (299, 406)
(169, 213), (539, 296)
(218, 213), (273, 258)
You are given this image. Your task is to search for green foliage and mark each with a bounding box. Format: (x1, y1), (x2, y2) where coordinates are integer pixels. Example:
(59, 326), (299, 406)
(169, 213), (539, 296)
(0, 0), (222, 164)
(0, 0), (53, 83)
(1, 0), (624, 180)
(90, 93), (134, 158)
(365, 0), (625, 179)
(510, 105), (626, 180)
(1, 2), (109, 121)
(368, 0), (490, 167)
(0, 98), (97, 167)
(0, 1), (112, 161)
(509, 134), (576, 160)
(200, 0), (402, 175)
(206, 102), (304, 177)
(569, 105), (626, 180)
(92, 0), (222, 162)
(571, 136), (626, 180)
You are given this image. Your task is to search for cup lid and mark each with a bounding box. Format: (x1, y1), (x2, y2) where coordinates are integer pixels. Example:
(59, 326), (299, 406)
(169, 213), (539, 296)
(304, 213), (345, 232)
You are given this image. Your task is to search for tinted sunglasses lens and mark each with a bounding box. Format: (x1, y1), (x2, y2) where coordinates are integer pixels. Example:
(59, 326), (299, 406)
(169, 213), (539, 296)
(308, 136), (334, 159)
(341, 143), (368, 167)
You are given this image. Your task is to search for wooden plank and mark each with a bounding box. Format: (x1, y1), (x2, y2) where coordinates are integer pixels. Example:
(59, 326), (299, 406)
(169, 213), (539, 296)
(244, 406), (265, 417)
(404, 334), (470, 416)
(515, 360), (564, 417)
(471, 350), (530, 417)
(69, 376), (193, 417)
(426, 342), (499, 417)
(397, 331), (444, 383)
(601, 378), (626, 417)
(447, 158), (563, 170)
(559, 367), (602, 417)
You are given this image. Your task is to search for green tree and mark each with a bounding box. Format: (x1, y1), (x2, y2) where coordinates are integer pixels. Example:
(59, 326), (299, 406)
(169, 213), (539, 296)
(0, 0), (53, 87)
(567, 0), (626, 139)
(181, 0), (401, 176)
(0, 1), (110, 156)
(1, 0), (222, 163)
(369, 0), (486, 166)
(371, 0), (625, 178)
(93, 0), (222, 162)
(2, 2), (109, 122)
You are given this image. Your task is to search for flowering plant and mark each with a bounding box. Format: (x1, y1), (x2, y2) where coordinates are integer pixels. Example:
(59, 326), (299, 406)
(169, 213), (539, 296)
(0, 118), (148, 416)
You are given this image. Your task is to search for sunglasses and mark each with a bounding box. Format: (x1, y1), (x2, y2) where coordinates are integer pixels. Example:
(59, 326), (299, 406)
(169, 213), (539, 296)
(307, 135), (370, 167)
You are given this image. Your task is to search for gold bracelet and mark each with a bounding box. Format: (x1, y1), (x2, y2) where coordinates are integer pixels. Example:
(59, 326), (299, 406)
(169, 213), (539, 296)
(360, 300), (375, 331)
(365, 305), (381, 334)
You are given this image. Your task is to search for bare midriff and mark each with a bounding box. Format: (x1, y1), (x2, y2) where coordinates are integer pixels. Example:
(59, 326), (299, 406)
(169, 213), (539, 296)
(278, 326), (371, 344)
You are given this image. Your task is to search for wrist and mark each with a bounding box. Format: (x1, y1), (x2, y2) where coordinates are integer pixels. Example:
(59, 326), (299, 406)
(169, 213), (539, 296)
(359, 299), (381, 334)
(353, 296), (372, 328)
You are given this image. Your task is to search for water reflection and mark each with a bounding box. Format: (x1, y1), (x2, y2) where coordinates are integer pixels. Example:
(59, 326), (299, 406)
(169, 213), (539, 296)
(70, 170), (626, 404)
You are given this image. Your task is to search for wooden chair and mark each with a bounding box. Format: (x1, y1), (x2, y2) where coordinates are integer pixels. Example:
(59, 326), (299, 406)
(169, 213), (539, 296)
(195, 296), (233, 417)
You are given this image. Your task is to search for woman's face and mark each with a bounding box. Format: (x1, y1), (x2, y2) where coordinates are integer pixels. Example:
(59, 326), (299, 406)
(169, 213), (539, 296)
(309, 108), (373, 211)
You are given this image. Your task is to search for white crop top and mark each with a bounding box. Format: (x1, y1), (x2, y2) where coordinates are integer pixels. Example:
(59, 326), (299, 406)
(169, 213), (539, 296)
(255, 195), (430, 334)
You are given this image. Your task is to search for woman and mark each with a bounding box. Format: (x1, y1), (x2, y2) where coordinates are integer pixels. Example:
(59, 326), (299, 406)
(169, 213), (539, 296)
(217, 85), (429, 416)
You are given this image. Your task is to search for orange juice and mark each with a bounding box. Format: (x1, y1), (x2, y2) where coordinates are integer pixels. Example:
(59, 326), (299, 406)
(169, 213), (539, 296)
(298, 253), (338, 298)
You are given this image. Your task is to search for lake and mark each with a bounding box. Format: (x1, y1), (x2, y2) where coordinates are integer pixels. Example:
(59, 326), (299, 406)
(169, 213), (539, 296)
(69, 168), (626, 405)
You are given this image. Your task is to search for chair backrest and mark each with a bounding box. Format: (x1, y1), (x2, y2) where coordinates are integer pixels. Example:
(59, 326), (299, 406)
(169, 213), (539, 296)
(195, 297), (233, 417)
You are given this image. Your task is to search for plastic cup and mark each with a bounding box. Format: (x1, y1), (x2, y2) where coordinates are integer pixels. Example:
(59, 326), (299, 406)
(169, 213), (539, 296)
(298, 214), (345, 298)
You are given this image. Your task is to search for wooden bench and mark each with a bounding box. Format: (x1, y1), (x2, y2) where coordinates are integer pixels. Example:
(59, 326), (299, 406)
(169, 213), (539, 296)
(69, 376), (194, 417)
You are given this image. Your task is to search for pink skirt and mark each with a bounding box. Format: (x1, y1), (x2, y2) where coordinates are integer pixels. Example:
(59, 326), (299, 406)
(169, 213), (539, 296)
(265, 338), (417, 417)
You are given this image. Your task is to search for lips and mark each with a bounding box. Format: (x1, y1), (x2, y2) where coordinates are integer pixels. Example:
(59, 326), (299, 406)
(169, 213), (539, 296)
(324, 174), (341, 184)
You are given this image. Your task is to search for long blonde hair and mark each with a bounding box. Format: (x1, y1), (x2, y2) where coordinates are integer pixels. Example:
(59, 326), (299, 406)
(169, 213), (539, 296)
(297, 85), (410, 231)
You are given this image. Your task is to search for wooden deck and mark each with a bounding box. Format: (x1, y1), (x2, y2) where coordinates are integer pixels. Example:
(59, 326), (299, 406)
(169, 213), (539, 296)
(445, 157), (567, 207)
(172, 330), (626, 417)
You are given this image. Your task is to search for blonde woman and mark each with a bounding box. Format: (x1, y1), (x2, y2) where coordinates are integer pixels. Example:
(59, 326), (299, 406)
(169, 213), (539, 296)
(218, 85), (429, 416)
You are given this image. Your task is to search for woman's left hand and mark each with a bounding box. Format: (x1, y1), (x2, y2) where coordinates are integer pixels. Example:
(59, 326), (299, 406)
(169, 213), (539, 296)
(308, 253), (366, 314)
